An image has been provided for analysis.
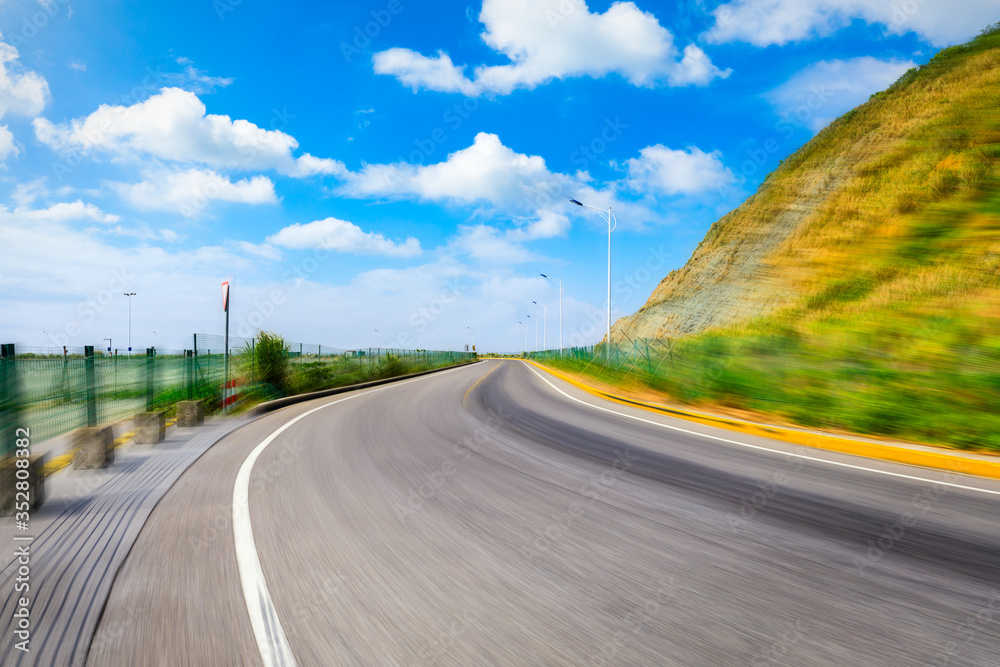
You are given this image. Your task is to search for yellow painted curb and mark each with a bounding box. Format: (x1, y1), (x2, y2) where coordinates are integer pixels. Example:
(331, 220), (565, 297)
(526, 360), (1000, 481)
(41, 417), (180, 477)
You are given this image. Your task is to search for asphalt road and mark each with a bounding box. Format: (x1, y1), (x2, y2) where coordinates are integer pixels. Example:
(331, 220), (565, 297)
(91, 360), (1000, 666)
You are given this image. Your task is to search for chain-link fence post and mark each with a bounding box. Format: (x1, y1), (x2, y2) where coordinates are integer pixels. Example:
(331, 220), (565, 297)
(185, 350), (193, 400)
(146, 348), (155, 412)
(0, 344), (19, 458)
(85, 345), (97, 427)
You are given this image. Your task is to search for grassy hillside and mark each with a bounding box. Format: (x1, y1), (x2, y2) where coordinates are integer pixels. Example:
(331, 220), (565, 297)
(575, 25), (1000, 451)
(615, 23), (1000, 341)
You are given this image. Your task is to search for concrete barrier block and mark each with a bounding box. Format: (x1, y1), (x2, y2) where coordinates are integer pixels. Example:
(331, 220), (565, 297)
(0, 454), (46, 516)
(72, 425), (115, 469)
(133, 411), (166, 444)
(176, 400), (204, 427)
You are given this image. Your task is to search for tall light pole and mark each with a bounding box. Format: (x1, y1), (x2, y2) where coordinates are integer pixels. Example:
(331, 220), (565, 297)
(123, 292), (136, 355)
(531, 301), (547, 351)
(518, 321), (527, 356)
(526, 314), (538, 352)
(375, 329), (381, 352)
(153, 330), (157, 351)
(540, 273), (563, 355)
(569, 199), (616, 359)
(467, 326), (475, 354)
(104, 338), (112, 355)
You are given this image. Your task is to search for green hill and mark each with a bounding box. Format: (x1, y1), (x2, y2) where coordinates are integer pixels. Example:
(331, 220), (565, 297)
(591, 24), (1000, 451)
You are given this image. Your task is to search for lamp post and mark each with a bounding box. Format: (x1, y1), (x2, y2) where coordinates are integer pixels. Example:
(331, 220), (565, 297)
(467, 326), (475, 354)
(104, 338), (112, 355)
(569, 199), (616, 359)
(123, 292), (136, 355)
(540, 273), (563, 355)
(531, 301), (547, 351)
(375, 329), (381, 360)
(518, 321), (528, 356)
(526, 314), (538, 352)
(153, 330), (157, 352)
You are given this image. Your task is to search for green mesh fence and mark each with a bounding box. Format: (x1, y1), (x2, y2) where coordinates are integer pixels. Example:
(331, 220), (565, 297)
(0, 336), (476, 452)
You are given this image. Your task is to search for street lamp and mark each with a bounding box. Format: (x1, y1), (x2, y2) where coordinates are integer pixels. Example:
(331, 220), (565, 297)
(569, 199), (616, 358)
(526, 314), (538, 352)
(518, 321), (528, 356)
(467, 326), (475, 353)
(123, 292), (137, 355)
(153, 330), (157, 351)
(540, 273), (563, 355)
(104, 338), (112, 354)
(531, 301), (547, 351)
(375, 328), (381, 350)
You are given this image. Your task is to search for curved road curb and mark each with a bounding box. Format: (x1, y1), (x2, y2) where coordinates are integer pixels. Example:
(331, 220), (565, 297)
(526, 360), (1000, 481)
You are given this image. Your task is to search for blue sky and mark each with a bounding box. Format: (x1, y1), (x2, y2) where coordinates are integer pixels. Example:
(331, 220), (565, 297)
(0, 0), (995, 353)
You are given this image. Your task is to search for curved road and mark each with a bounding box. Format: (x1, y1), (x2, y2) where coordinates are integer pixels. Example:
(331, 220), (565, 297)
(91, 360), (1000, 665)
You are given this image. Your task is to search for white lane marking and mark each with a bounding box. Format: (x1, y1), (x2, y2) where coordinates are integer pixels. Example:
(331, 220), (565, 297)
(521, 362), (1000, 497)
(233, 365), (474, 667)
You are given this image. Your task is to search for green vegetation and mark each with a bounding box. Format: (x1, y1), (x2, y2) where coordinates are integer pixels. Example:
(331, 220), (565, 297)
(592, 25), (1000, 452)
(239, 330), (291, 393)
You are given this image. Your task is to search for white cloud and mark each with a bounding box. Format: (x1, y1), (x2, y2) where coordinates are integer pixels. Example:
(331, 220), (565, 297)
(0, 125), (18, 161)
(0, 200), (119, 225)
(766, 56), (916, 132)
(32, 87), (344, 177)
(623, 145), (735, 196)
(449, 224), (542, 265)
(341, 133), (565, 209)
(338, 132), (594, 238)
(0, 41), (49, 119)
(705, 0), (997, 47)
(337, 131), (699, 239)
(373, 49), (482, 95)
(113, 168), (278, 215)
(373, 0), (729, 95)
(163, 59), (234, 94)
(69, 61), (87, 72)
(11, 178), (48, 207)
(267, 217), (422, 258)
(84, 224), (183, 243)
(234, 241), (283, 261)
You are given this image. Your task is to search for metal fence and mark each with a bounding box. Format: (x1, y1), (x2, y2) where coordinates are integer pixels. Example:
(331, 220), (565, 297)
(525, 337), (677, 377)
(0, 335), (476, 455)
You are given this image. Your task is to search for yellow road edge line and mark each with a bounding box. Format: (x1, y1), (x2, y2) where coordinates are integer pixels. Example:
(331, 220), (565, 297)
(525, 360), (1000, 481)
(40, 416), (181, 477)
(463, 360), (505, 406)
